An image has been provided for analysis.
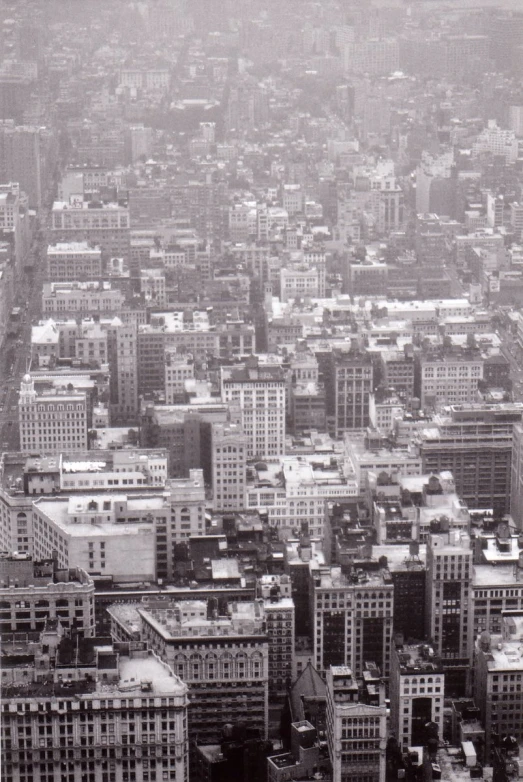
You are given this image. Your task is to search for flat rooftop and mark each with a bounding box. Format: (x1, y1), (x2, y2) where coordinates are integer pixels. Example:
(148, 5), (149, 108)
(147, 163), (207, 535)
(473, 564), (523, 587)
(33, 496), (157, 538)
(372, 544), (426, 572)
(314, 565), (392, 590)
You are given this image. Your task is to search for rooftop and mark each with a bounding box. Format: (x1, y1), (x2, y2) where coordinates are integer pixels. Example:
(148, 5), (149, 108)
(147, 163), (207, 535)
(396, 642), (443, 674)
(2, 651), (187, 699)
(314, 565), (392, 590)
(138, 601), (266, 640)
(473, 564), (523, 587)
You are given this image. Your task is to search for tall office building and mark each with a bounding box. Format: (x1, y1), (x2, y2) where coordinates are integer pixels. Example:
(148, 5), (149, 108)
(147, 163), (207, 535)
(510, 422), (523, 530)
(50, 200), (130, 258)
(0, 121), (56, 209)
(221, 359), (286, 459)
(389, 639), (444, 749)
(425, 532), (472, 697)
(18, 374), (89, 454)
(415, 348), (483, 410)
(211, 422), (248, 511)
(107, 319), (138, 425)
(259, 574), (296, 702)
(474, 611), (523, 757)
(326, 350), (373, 436)
(311, 562), (393, 679)
(326, 666), (387, 782)
(420, 404), (523, 516)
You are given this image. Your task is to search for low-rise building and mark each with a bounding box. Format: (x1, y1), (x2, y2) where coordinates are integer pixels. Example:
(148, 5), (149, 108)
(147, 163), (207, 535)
(46, 241), (102, 281)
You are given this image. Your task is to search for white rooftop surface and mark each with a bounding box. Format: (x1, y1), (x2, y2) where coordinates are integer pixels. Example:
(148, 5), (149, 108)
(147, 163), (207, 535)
(473, 564), (523, 586)
(283, 460), (314, 484)
(62, 460), (107, 473)
(487, 642), (523, 671)
(116, 656), (186, 695)
(47, 241), (101, 253)
(32, 321), (59, 344)
(52, 201), (124, 211)
(263, 597), (294, 608)
(34, 497), (157, 538)
(211, 559), (240, 580)
(148, 311), (212, 332)
(481, 536), (522, 563)
(399, 472), (454, 492)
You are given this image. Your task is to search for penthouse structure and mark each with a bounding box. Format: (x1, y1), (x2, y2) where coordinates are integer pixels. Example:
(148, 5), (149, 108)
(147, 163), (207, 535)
(138, 600), (269, 744)
(0, 552), (94, 636)
(46, 242), (102, 281)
